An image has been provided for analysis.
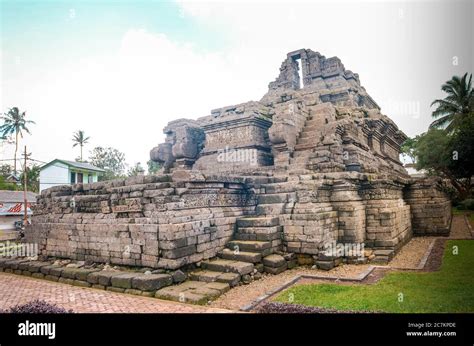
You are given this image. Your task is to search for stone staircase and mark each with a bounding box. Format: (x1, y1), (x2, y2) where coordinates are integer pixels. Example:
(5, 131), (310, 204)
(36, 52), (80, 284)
(290, 103), (344, 173)
(290, 112), (323, 172)
(155, 185), (296, 305)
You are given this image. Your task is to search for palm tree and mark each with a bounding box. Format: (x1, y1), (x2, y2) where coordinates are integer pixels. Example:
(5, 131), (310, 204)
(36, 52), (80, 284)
(430, 73), (473, 132)
(0, 107), (35, 174)
(72, 130), (90, 161)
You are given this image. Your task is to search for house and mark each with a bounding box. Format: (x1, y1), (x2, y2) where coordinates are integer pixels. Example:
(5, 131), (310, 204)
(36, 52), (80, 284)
(0, 190), (37, 234)
(39, 159), (105, 192)
(5, 173), (21, 185)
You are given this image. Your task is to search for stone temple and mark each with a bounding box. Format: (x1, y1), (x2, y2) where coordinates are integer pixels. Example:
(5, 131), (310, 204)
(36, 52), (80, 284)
(27, 49), (451, 276)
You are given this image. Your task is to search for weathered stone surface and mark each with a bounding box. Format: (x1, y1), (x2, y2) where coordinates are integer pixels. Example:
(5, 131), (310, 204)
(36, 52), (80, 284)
(315, 260), (335, 271)
(73, 280), (91, 288)
(111, 273), (139, 289)
(262, 254), (286, 268)
(40, 265), (61, 276)
(201, 259), (254, 275)
(264, 265), (287, 275)
(75, 269), (99, 281)
(131, 274), (173, 291)
(94, 271), (124, 286)
(171, 270), (187, 283)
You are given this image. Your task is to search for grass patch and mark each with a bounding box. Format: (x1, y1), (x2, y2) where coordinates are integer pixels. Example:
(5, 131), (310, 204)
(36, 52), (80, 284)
(274, 240), (474, 313)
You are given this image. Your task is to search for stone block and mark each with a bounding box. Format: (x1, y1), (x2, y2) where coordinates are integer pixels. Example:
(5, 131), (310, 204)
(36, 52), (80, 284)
(315, 260), (334, 271)
(131, 274), (173, 291)
(95, 271), (125, 286)
(262, 254), (286, 268)
(111, 272), (140, 289)
(264, 264), (287, 274)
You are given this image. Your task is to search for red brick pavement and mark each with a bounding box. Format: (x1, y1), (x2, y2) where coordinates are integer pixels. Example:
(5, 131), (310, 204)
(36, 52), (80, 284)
(0, 272), (233, 313)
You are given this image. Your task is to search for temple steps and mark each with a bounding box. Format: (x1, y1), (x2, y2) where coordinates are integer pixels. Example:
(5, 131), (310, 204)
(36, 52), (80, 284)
(236, 216), (279, 228)
(188, 270), (241, 286)
(201, 258), (254, 275)
(234, 228), (282, 241)
(218, 248), (262, 263)
(256, 203), (286, 215)
(227, 240), (272, 253)
(156, 205), (288, 306)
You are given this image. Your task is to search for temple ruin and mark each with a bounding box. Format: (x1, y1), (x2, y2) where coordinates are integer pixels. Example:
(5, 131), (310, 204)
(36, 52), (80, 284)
(25, 49), (452, 299)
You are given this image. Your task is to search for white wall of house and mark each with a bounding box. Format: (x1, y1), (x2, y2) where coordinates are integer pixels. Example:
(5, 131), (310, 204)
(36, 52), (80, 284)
(0, 215), (22, 232)
(39, 162), (69, 192)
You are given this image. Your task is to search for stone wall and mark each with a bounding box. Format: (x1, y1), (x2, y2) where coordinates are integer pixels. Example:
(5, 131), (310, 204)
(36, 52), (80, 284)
(404, 178), (452, 236)
(26, 173), (257, 269)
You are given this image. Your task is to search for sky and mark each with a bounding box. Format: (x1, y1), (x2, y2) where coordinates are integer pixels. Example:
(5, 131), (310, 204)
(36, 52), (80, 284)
(1, 0), (473, 171)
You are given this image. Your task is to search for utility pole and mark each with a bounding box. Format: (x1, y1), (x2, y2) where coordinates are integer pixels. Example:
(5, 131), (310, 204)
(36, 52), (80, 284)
(23, 146), (28, 225)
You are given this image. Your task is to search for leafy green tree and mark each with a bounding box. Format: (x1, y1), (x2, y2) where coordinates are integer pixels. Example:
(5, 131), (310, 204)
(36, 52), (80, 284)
(0, 107), (35, 174)
(415, 129), (451, 174)
(0, 164), (13, 178)
(0, 175), (18, 190)
(400, 136), (420, 164)
(127, 162), (145, 177)
(20, 164), (41, 193)
(415, 123), (473, 199)
(89, 146), (126, 181)
(147, 160), (161, 175)
(72, 130), (90, 161)
(447, 114), (474, 198)
(430, 73), (473, 132)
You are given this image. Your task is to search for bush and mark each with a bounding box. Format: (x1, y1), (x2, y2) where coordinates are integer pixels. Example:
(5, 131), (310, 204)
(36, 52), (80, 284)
(458, 199), (474, 210)
(0, 300), (73, 313)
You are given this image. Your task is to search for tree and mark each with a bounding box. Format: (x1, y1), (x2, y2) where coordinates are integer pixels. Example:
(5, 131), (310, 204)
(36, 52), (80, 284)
(0, 176), (18, 190)
(0, 164), (13, 178)
(447, 114), (474, 198)
(20, 164), (41, 193)
(147, 160), (161, 175)
(430, 73), (473, 132)
(127, 162), (145, 177)
(415, 122), (473, 199)
(89, 147), (126, 181)
(415, 129), (451, 175)
(0, 107), (35, 174)
(400, 136), (420, 164)
(72, 130), (90, 161)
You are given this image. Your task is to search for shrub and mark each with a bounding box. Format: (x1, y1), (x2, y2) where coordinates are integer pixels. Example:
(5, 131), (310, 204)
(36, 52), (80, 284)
(458, 199), (474, 210)
(0, 300), (73, 313)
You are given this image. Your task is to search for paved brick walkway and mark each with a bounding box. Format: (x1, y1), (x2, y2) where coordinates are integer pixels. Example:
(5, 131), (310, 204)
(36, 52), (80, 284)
(0, 272), (232, 313)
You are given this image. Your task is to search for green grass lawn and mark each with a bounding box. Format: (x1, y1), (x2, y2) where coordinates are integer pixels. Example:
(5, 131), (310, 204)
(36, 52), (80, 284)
(274, 240), (474, 313)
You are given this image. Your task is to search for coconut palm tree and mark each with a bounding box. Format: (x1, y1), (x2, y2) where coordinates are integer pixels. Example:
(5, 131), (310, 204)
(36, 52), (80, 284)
(72, 130), (90, 161)
(0, 107), (35, 174)
(430, 73), (473, 132)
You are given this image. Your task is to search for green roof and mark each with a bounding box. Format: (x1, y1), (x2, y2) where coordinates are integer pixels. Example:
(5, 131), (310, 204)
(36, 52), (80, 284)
(40, 159), (105, 173)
